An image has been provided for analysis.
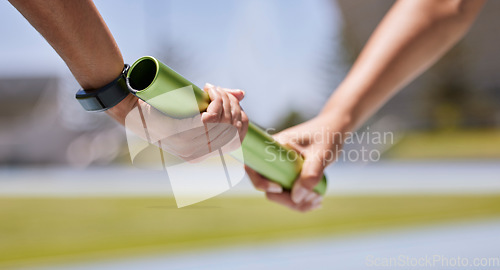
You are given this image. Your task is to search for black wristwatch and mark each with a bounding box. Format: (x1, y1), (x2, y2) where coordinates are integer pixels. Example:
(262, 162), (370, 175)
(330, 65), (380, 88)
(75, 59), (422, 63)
(75, 64), (130, 112)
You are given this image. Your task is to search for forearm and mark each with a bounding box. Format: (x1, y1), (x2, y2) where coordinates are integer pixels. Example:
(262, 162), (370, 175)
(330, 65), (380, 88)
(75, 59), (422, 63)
(9, 0), (133, 120)
(9, 0), (123, 89)
(321, 0), (485, 132)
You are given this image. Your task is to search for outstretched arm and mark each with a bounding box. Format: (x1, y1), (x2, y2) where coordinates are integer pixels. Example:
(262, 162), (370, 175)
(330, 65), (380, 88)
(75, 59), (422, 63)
(9, 0), (130, 121)
(247, 0), (486, 212)
(321, 0), (486, 131)
(9, 0), (248, 159)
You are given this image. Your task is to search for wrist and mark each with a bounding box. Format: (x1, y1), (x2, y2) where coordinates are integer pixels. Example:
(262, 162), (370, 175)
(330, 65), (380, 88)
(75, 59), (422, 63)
(319, 78), (372, 133)
(306, 109), (350, 156)
(317, 95), (356, 135)
(76, 64), (132, 113)
(105, 93), (138, 125)
(75, 58), (125, 90)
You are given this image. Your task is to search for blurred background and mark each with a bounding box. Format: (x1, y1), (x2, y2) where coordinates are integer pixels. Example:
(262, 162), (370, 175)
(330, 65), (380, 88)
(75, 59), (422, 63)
(0, 0), (499, 269)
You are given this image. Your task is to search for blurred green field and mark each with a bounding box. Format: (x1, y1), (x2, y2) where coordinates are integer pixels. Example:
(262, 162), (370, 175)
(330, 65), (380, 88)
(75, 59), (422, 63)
(1, 195), (500, 268)
(385, 129), (500, 159)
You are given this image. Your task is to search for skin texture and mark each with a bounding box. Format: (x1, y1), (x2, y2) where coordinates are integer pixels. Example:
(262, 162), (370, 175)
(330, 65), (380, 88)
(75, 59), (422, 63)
(8, 0), (248, 160)
(246, 0), (487, 212)
(9, 0), (486, 212)
(124, 83), (248, 162)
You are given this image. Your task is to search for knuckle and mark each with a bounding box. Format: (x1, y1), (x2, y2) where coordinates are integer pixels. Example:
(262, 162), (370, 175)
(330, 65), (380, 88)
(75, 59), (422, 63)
(303, 169), (322, 181)
(228, 93), (237, 102)
(241, 113), (249, 124)
(214, 95), (223, 103)
(254, 182), (267, 190)
(265, 192), (275, 201)
(231, 108), (238, 117)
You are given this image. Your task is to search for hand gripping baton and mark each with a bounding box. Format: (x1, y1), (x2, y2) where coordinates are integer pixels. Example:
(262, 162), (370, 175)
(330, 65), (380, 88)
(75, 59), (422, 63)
(126, 56), (327, 195)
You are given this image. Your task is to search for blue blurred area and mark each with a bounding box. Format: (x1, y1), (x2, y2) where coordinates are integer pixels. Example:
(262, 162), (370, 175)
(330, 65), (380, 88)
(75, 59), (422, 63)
(1, 161), (499, 196)
(0, 0), (343, 166)
(1, 0), (499, 166)
(1, 2), (499, 269)
(0, 0), (340, 127)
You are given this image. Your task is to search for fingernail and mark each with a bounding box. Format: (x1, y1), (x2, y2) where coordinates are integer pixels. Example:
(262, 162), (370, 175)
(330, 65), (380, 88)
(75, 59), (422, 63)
(292, 183), (309, 204)
(267, 182), (283, 193)
(208, 87), (216, 98)
(205, 83), (214, 88)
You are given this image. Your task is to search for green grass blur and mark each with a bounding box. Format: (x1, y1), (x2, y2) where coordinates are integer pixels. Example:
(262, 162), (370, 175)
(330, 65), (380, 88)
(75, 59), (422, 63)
(1, 195), (500, 268)
(385, 129), (500, 159)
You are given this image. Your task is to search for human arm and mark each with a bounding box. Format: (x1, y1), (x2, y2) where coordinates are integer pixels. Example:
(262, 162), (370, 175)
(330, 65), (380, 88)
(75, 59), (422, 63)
(247, 0), (486, 212)
(9, 0), (248, 158)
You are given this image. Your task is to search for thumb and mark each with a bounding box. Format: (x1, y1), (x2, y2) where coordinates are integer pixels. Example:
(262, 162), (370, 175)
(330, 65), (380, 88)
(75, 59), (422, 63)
(291, 155), (325, 204)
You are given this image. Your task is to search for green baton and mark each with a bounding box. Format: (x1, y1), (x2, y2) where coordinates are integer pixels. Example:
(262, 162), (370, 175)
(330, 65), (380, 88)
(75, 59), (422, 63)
(126, 56), (327, 195)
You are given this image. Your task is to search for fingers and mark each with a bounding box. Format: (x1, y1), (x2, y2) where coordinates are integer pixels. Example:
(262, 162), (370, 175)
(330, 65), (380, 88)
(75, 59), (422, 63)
(202, 84), (244, 127)
(203, 125), (237, 151)
(218, 87), (232, 125)
(202, 84), (223, 124)
(227, 93), (249, 140)
(291, 154), (325, 204)
(245, 166), (283, 193)
(134, 83), (247, 161)
(239, 110), (249, 141)
(266, 192), (322, 212)
(202, 82), (248, 143)
(228, 93), (242, 127)
(203, 84), (233, 125)
(246, 132), (326, 212)
(223, 88), (245, 101)
(169, 125), (237, 161)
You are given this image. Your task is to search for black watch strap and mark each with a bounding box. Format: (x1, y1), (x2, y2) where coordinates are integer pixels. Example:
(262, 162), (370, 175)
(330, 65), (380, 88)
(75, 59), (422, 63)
(75, 64), (130, 112)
